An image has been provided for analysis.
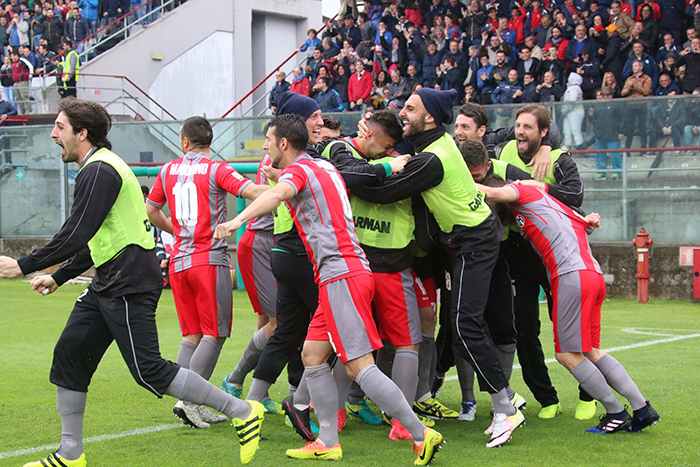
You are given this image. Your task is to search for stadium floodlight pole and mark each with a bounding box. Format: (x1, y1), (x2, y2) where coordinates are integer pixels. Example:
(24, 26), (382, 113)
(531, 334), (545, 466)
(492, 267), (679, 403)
(216, 13), (339, 123)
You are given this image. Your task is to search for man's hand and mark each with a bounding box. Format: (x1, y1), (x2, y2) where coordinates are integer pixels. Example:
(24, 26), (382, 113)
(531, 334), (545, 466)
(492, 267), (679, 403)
(529, 145), (551, 181)
(584, 212), (601, 229)
(214, 218), (243, 240)
(262, 165), (281, 182)
(0, 256), (21, 278)
(389, 154), (411, 174)
(30, 274), (58, 295)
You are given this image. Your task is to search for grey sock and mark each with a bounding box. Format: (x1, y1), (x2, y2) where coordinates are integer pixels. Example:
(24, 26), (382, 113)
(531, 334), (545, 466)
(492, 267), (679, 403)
(167, 368), (250, 419)
(305, 364), (339, 446)
(356, 364), (424, 441)
(288, 384), (297, 402)
(229, 329), (269, 385)
(496, 343), (516, 383)
(376, 345), (395, 377)
(416, 335), (436, 400)
(593, 355), (646, 410)
(392, 349), (419, 404)
(346, 382), (365, 405)
(293, 374), (310, 409)
(56, 386), (86, 460)
(247, 378), (272, 402)
(333, 361), (353, 409)
(490, 388), (516, 415)
(570, 359), (624, 414)
(176, 340), (197, 368)
(189, 336), (225, 380)
(455, 357), (476, 402)
(506, 386), (515, 400)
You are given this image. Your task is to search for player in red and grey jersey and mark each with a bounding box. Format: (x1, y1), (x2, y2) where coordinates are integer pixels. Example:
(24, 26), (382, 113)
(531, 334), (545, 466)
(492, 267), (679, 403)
(215, 114), (444, 464)
(221, 152), (280, 399)
(147, 116), (267, 428)
(478, 172), (660, 436)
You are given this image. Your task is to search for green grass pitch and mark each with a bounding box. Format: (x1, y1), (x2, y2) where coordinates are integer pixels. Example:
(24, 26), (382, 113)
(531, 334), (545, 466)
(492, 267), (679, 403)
(1, 280), (699, 466)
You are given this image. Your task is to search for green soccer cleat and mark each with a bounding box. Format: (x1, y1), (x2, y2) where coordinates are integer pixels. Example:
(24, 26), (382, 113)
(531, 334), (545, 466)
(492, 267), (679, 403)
(538, 402), (562, 419)
(233, 400), (265, 465)
(261, 397), (284, 415)
(414, 397), (460, 420)
(346, 399), (383, 425)
(24, 452), (86, 467)
(221, 377), (242, 399)
(413, 427), (445, 465)
(575, 400), (598, 421)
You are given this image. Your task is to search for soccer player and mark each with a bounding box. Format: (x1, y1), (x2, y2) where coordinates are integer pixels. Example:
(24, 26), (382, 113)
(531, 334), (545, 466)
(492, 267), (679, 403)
(474, 160), (660, 434)
(348, 88), (524, 448)
(496, 104), (597, 420)
(220, 150), (280, 409)
(215, 114), (444, 464)
(146, 116), (267, 428)
(0, 99), (264, 466)
(320, 110), (428, 439)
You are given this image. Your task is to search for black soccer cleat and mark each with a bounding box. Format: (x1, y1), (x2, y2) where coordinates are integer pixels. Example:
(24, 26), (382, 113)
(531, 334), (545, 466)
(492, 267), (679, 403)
(629, 401), (660, 432)
(586, 410), (632, 434)
(282, 398), (315, 441)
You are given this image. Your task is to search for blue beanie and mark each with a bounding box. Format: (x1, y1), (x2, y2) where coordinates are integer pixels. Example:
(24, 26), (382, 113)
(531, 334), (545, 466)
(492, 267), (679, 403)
(416, 88), (457, 126)
(276, 92), (320, 120)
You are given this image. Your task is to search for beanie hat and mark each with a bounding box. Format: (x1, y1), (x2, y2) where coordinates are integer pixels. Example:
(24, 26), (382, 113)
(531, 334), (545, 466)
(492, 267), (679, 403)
(416, 88), (457, 126)
(276, 92), (320, 120)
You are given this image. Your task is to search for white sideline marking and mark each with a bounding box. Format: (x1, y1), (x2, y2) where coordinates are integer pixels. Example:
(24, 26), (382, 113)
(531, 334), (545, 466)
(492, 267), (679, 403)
(445, 327), (700, 382)
(0, 424), (182, 460)
(2, 328), (699, 460)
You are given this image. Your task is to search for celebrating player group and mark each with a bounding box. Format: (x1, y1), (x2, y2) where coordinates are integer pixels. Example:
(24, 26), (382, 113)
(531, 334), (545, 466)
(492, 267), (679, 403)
(0, 92), (660, 467)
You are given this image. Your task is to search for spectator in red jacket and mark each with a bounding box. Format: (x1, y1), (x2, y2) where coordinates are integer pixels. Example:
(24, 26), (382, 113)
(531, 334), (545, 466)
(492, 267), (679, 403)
(289, 67), (311, 97)
(347, 61), (373, 110)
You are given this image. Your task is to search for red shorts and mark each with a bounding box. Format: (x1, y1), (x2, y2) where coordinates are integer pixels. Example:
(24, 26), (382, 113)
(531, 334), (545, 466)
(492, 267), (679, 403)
(372, 270), (422, 347)
(306, 273), (382, 363)
(169, 265), (233, 337)
(551, 270), (604, 353)
(237, 229), (276, 318)
(414, 275), (437, 309)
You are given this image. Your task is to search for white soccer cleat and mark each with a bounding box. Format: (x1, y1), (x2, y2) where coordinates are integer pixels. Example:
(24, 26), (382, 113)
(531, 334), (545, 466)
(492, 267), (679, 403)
(173, 400), (211, 428)
(197, 405), (229, 424)
(486, 409), (525, 448)
(511, 392), (527, 411)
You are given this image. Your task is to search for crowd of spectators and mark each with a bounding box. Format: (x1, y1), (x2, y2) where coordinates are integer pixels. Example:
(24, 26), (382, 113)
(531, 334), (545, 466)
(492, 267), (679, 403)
(274, 0), (700, 149)
(0, 0), (187, 115)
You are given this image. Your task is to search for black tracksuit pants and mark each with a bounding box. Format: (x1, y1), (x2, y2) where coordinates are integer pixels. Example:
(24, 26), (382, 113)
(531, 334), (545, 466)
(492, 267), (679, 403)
(252, 250), (317, 388)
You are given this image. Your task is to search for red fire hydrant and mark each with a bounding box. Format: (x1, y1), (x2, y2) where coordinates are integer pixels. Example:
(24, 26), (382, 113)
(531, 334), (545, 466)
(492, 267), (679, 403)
(632, 228), (653, 303)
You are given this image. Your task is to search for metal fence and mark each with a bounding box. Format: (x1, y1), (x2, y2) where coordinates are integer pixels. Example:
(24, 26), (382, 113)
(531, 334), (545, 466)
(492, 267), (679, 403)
(1, 95), (699, 242)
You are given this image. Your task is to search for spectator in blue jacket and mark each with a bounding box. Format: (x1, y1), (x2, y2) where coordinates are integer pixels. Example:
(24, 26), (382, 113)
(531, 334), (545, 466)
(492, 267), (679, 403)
(492, 68), (524, 103)
(654, 71), (682, 95)
(656, 33), (680, 63)
(421, 41), (442, 86)
(623, 41), (659, 81)
(566, 24), (595, 64)
(313, 77), (343, 112)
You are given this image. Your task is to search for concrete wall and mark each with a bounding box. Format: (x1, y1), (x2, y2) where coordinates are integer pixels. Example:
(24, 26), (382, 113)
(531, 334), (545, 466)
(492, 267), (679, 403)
(80, 0), (322, 119)
(3, 238), (697, 300)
